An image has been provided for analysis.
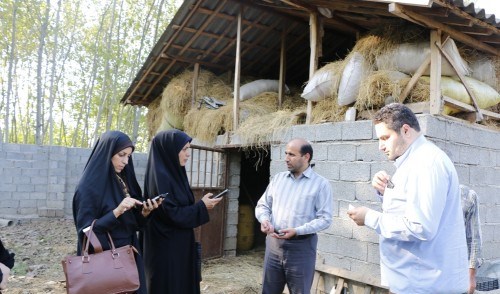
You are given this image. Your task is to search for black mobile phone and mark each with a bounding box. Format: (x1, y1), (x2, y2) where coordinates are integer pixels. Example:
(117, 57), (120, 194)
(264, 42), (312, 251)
(210, 189), (228, 199)
(152, 193), (168, 202)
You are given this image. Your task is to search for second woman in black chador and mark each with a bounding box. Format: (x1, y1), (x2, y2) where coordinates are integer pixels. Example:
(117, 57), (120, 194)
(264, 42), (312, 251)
(141, 129), (222, 294)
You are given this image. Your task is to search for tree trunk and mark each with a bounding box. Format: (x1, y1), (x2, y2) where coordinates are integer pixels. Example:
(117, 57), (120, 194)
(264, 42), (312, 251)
(46, 0), (62, 146)
(5, 0), (18, 143)
(36, 0), (50, 145)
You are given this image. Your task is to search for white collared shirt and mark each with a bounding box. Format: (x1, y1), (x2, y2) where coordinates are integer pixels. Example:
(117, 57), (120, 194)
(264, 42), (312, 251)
(365, 135), (468, 293)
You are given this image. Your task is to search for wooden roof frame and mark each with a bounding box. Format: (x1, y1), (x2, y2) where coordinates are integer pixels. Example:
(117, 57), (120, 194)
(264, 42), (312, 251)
(120, 0), (500, 126)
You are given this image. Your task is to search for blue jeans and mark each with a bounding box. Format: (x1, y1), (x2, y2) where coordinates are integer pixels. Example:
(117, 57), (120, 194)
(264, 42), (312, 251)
(261, 234), (317, 294)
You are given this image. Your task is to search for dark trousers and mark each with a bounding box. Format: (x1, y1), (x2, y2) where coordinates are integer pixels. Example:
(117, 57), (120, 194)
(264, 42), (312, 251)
(261, 234), (318, 294)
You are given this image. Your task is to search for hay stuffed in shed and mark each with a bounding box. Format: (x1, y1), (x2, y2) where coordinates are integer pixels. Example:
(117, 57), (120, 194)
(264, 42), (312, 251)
(146, 98), (162, 140)
(235, 108), (307, 147)
(159, 69), (232, 118)
(355, 70), (409, 111)
(311, 99), (349, 124)
(184, 92), (284, 143)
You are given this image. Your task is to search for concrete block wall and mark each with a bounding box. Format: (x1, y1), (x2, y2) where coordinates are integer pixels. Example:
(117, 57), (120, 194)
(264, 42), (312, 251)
(269, 114), (500, 282)
(0, 144), (148, 218)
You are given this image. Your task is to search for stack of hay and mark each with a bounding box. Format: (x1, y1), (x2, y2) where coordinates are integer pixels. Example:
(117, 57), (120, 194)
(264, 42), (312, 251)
(149, 69), (306, 144)
(301, 25), (500, 121)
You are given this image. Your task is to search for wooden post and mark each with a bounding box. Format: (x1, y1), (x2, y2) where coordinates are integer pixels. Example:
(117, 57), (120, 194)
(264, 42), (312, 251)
(233, 6), (242, 131)
(429, 30), (442, 115)
(191, 62), (200, 107)
(306, 13), (319, 124)
(278, 28), (286, 109)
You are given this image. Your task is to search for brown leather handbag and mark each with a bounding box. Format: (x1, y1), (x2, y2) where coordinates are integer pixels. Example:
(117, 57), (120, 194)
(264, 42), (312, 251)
(61, 220), (140, 294)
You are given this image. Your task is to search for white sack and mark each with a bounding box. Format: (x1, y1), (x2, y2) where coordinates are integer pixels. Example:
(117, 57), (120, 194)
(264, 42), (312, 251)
(338, 52), (370, 106)
(376, 40), (470, 77)
(239, 79), (290, 101)
(470, 58), (498, 91)
(301, 67), (340, 101)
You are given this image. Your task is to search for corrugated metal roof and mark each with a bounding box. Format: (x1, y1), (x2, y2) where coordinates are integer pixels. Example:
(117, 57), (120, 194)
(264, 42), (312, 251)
(121, 0), (500, 107)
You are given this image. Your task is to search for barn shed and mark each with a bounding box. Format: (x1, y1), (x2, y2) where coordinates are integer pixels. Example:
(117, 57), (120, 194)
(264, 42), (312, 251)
(121, 0), (500, 291)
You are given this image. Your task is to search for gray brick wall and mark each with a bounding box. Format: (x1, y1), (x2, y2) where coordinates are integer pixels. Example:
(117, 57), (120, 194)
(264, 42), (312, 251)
(270, 114), (500, 283)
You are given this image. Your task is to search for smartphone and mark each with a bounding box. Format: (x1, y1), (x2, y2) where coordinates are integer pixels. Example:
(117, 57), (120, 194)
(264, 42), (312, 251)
(210, 189), (228, 199)
(152, 193), (168, 202)
(274, 229), (285, 236)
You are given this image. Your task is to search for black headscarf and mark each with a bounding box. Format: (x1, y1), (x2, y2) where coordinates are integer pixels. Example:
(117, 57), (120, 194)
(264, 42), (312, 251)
(72, 131), (142, 243)
(144, 130), (193, 204)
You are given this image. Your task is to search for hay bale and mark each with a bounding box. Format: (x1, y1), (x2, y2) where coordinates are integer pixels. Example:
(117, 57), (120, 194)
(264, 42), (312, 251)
(355, 70), (409, 111)
(235, 108), (306, 147)
(184, 92), (285, 143)
(146, 98), (162, 140)
(159, 69), (233, 118)
(311, 99), (349, 124)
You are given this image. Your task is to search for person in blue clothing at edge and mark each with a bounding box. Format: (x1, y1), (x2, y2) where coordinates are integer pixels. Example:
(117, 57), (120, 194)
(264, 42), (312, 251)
(255, 138), (333, 294)
(347, 103), (468, 293)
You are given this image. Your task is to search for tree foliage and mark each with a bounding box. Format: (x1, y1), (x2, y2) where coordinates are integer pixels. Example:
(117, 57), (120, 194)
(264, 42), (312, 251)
(0, 0), (181, 151)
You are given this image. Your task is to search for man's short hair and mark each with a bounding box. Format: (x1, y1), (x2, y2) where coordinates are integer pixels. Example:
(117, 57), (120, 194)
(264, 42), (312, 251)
(299, 142), (313, 163)
(373, 102), (421, 132)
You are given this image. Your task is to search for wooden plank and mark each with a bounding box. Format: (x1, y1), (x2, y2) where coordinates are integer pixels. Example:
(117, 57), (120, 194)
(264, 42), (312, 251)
(429, 30), (442, 115)
(306, 12), (319, 124)
(434, 42), (484, 121)
(233, 6), (242, 131)
(335, 277), (345, 294)
(278, 28), (287, 109)
(443, 96), (500, 120)
(316, 263), (386, 288)
(191, 63), (200, 107)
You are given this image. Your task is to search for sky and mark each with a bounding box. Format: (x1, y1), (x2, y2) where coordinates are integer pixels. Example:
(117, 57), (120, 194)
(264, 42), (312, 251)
(464, 0), (500, 17)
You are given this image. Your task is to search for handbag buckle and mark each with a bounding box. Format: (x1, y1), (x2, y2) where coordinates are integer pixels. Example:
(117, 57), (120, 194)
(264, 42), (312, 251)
(81, 255), (90, 263)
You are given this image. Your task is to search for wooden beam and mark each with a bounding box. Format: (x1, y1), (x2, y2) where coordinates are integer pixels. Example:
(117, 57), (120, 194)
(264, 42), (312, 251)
(278, 28), (287, 109)
(434, 42), (484, 121)
(429, 30), (442, 115)
(442, 96), (500, 120)
(191, 63), (200, 107)
(306, 12), (319, 125)
(233, 5), (242, 131)
(389, 3), (499, 56)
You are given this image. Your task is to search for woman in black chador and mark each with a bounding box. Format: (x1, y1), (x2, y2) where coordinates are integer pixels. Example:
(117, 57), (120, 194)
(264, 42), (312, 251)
(142, 130), (222, 294)
(72, 131), (161, 294)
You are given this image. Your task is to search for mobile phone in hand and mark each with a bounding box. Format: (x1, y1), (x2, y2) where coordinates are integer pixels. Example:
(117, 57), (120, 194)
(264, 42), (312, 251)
(210, 189), (228, 199)
(152, 193), (168, 202)
(274, 229), (285, 236)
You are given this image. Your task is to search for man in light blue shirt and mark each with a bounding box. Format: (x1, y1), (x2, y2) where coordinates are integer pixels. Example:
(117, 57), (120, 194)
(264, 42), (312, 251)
(255, 138), (333, 294)
(347, 103), (468, 293)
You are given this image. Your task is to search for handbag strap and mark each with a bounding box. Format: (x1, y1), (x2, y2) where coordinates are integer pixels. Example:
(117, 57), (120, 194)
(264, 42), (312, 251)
(82, 220), (118, 256)
(84, 221), (103, 253)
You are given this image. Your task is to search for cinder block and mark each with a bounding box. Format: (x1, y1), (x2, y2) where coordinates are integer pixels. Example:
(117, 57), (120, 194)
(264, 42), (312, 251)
(2, 144), (21, 152)
(356, 142), (386, 162)
(319, 252), (352, 271)
(352, 225), (379, 243)
(447, 121), (475, 145)
(367, 242), (380, 264)
(341, 121), (373, 141)
(324, 216), (353, 239)
(339, 162), (371, 182)
(292, 125), (316, 141)
(270, 145), (282, 161)
(331, 181), (356, 202)
(311, 143), (328, 161)
(355, 182), (377, 202)
(419, 114), (447, 140)
(350, 259), (381, 281)
(460, 145), (481, 165)
(315, 123), (342, 142)
(314, 161), (340, 181)
(328, 143), (356, 161)
(470, 166), (500, 186)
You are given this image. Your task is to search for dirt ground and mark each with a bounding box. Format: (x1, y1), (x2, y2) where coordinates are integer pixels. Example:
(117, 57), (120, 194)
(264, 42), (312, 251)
(0, 218), (264, 294)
